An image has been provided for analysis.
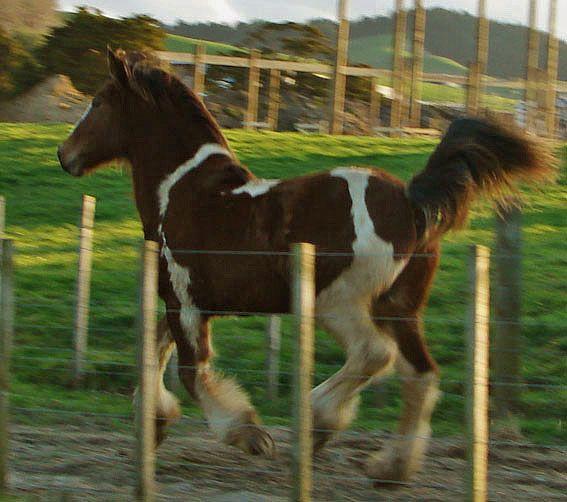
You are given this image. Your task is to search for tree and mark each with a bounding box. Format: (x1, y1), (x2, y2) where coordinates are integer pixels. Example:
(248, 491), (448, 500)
(0, 27), (42, 99)
(0, 0), (59, 37)
(40, 8), (165, 94)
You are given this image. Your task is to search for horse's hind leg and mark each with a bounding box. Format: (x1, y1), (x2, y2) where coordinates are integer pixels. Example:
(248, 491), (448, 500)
(367, 318), (440, 483)
(169, 311), (275, 458)
(312, 301), (398, 450)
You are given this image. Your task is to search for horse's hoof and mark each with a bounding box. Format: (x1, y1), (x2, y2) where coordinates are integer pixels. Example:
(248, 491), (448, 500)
(313, 428), (334, 453)
(366, 451), (411, 488)
(225, 424), (276, 458)
(155, 418), (169, 448)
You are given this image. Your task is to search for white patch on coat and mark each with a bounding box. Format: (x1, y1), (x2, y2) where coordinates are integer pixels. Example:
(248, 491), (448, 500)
(158, 143), (232, 216)
(73, 102), (92, 130)
(232, 178), (280, 197)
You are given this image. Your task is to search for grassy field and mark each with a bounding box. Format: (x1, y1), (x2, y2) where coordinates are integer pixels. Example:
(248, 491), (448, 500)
(0, 123), (565, 444)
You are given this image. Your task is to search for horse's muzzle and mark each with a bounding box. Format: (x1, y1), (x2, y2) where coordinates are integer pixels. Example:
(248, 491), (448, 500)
(57, 145), (82, 177)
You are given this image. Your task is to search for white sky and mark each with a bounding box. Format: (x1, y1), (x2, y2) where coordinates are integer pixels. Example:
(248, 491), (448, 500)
(58, 0), (567, 41)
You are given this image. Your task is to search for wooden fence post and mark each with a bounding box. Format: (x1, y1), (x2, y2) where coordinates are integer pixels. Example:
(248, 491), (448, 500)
(390, 0), (407, 133)
(73, 195), (96, 385)
(194, 44), (206, 99)
(136, 241), (159, 501)
(330, 0), (350, 135)
(267, 69), (281, 131)
(265, 315), (281, 400)
(545, 0), (559, 137)
(0, 239), (14, 493)
(492, 204), (522, 419)
(525, 0), (539, 132)
(465, 245), (490, 502)
(291, 243), (315, 502)
(467, 0), (489, 116)
(368, 77), (381, 133)
(409, 0), (426, 127)
(0, 197), (5, 237)
(245, 49), (261, 130)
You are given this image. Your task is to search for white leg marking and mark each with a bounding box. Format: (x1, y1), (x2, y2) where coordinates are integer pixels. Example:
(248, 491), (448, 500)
(231, 179), (280, 197)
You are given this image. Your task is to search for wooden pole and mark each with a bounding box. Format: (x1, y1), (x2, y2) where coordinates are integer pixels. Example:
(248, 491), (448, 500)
(136, 241), (159, 501)
(73, 195), (96, 385)
(465, 245), (490, 502)
(291, 243), (315, 502)
(0, 239), (14, 492)
(467, 0), (489, 116)
(391, 0), (407, 132)
(369, 77), (381, 133)
(245, 49), (261, 130)
(265, 315), (281, 400)
(492, 204), (522, 419)
(330, 0), (350, 135)
(525, 0), (539, 132)
(409, 0), (426, 127)
(545, 0), (559, 137)
(267, 68), (281, 131)
(0, 197), (4, 237)
(193, 44), (206, 99)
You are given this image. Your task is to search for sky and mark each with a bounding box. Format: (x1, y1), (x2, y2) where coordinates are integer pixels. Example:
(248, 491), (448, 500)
(58, 0), (567, 41)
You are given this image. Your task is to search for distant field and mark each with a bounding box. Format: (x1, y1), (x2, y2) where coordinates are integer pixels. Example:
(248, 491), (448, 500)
(0, 124), (565, 444)
(165, 33), (247, 55)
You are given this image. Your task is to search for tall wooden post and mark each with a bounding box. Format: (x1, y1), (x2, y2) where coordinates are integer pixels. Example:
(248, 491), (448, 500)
(193, 44), (206, 99)
(369, 77), (381, 133)
(330, 0), (350, 135)
(467, 0), (489, 116)
(391, 0), (407, 132)
(545, 0), (559, 137)
(291, 243), (316, 502)
(136, 241), (159, 501)
(492, 204), (522, 419)
(465, 245), (490, 502)
(409, 0), (426, 127)
(265, 315), (281, 400)
(267, 69), (281, 131)
(0, 197), (4, 237)
(245, 50), (261, 130)
(525, 0), (539, 132)
(73, 195), (96, 385)
(0, 239), (14, 493)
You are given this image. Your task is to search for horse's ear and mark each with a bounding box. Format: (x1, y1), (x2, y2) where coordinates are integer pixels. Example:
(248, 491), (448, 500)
(107, 46), (129, 87)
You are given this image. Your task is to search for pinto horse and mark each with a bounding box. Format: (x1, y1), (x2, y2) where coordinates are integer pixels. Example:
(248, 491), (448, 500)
(57, 49), (555, 483)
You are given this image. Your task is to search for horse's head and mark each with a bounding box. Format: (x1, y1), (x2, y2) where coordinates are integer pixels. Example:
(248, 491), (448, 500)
(57, 48), (151, 176)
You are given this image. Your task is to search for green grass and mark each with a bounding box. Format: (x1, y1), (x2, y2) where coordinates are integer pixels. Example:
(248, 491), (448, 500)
(0, 124), (565, 444)
(165, 34), (247, 55)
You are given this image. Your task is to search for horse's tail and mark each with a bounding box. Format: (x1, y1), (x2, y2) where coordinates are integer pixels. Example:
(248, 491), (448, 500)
(407, 117), (557, 240)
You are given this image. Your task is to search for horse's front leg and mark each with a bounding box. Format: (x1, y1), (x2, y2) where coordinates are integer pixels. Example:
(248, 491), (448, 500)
(167, 308), (276, 458)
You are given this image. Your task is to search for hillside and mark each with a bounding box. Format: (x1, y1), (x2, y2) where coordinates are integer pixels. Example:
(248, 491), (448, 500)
(164, 8), (567, 80)
(165, 33), (247, 55)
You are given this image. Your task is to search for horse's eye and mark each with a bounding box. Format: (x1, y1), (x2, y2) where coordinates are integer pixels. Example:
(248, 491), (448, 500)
(92, 98), (102, 108)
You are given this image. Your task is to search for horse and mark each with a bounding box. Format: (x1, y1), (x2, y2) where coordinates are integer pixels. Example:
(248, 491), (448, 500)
(57, 48), (555, 484)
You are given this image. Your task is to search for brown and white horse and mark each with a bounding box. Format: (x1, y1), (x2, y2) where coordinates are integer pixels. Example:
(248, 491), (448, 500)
(57, 49), (555, 483)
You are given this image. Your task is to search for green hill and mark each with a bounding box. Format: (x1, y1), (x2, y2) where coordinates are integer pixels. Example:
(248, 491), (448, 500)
(348, 34), (467, 75)
(165, 33), (247, 55)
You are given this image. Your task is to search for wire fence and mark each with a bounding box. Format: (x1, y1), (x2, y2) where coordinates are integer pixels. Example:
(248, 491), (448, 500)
(1, 228), (566, 500)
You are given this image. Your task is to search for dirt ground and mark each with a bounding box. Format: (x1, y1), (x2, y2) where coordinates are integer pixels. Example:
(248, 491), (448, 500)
(8, 423), (566, 501)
